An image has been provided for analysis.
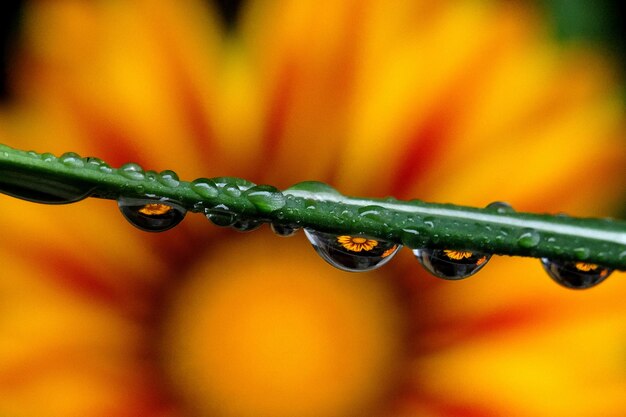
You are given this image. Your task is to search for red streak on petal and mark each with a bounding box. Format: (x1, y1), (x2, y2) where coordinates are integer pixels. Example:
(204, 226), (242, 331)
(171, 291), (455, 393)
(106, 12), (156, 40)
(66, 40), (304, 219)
(145, 11), (215, 164)
(257, 60), (297, 177)
(8, 245), (151, 318)
(415, 304), (544, 354)
(430, 401), (501, 417)
(63, 92), (149, 168)
(390, 109), (449, 199)
(390, 28), (511, 198)
(394, 392), (500, 417)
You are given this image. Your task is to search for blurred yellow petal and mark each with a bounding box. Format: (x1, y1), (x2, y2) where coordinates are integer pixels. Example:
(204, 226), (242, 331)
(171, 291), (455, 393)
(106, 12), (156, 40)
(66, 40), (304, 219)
(0, 1), (625, 417)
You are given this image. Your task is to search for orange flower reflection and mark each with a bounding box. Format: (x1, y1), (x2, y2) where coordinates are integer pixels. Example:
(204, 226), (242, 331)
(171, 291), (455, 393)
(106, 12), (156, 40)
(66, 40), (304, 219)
(1, 1), (626, 417)
(337, 235), (379, 252)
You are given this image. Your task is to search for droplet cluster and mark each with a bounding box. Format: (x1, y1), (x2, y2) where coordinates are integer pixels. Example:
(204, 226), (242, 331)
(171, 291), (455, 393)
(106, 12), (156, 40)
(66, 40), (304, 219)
(0, 145), (620, 289)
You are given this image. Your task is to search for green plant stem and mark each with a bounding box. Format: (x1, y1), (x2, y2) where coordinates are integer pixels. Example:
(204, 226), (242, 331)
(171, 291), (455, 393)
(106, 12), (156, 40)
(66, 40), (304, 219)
(1, 143), (625, 270)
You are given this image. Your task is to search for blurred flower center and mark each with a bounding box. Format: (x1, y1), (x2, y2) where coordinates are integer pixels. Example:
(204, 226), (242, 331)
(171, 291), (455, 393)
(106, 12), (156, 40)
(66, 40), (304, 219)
(160, 231), (406, 417)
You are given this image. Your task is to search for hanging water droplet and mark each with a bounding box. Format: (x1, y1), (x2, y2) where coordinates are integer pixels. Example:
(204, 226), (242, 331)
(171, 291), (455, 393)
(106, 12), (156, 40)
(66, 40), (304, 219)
(271, 223), (299, 237)
(205, 204), (237, 227)
(158, 170), (180, 188)
(117, 197), (186, 232)
(414, 248), (491, 280)
(245, 185), (286, 214)
(222, 184), (242, 198)
(304, 229), (401, 272)
(60, 152), (84, 168)
(231, 218), (262, 232)
(191, 178), (219, 198)
(0, 168), (94, 204)
(541, 258), (612, 289)
(486, 201), (514, 214)
(517, 229), (540, 248)
(119, 163), (145, 181)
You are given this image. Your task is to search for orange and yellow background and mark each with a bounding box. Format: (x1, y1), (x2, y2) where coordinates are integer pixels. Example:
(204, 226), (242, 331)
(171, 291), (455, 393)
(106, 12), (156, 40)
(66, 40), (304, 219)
(0, 1), (626, 416)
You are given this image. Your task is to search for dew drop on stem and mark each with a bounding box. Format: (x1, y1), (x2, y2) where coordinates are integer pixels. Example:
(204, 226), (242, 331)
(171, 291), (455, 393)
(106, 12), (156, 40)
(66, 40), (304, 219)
(245, 185), (287, 213)
(118, 163), (146, 181)
(59, 152), (84, 168)
(157, 170), (180, 187)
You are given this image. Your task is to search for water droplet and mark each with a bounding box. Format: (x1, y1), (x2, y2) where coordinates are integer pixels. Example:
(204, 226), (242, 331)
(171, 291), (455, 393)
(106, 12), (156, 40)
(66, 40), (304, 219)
(191, 178), (219, 198)
(285, 181), (341, 197)
(231, 218), (262, 232)
(212, 177), (256, 191)
(423, 216), (436, 228)
(541, 258), (612, 289)
(573, 247), (591, 260)
(41, 153), (57, 162)
(27, 151), (40, 159)
(158, 170), (180, 187)
(60, 152), (84, 168)
(245, 185), (286, 213)
(119, 163), (145, 181)
(358, 205), (386, 222)
(205, 204), (237, 227)
(304, 229), (400, 272)
(305, 199), (317, 210)
(517, 229), (540, 248)
(144, 170), (158, 181)
(222, 184), (242, 198)
(486, 201), (514, 214)
(271, 223), (299, 237)
(118, 197), (186, 232)
(414, 248), (491, 280)
(0, 167), (94, 204)
(84, 156), (108, 170)
(401, 228), (426, 249)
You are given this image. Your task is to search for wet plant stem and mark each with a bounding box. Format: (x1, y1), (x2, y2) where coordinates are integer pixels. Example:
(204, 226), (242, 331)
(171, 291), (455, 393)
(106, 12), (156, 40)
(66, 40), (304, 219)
(1, 143), (625, 270)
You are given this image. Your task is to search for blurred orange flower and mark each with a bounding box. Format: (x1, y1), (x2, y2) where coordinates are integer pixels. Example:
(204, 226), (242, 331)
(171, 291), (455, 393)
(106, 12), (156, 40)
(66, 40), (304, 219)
(1, 1), (626, 417)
